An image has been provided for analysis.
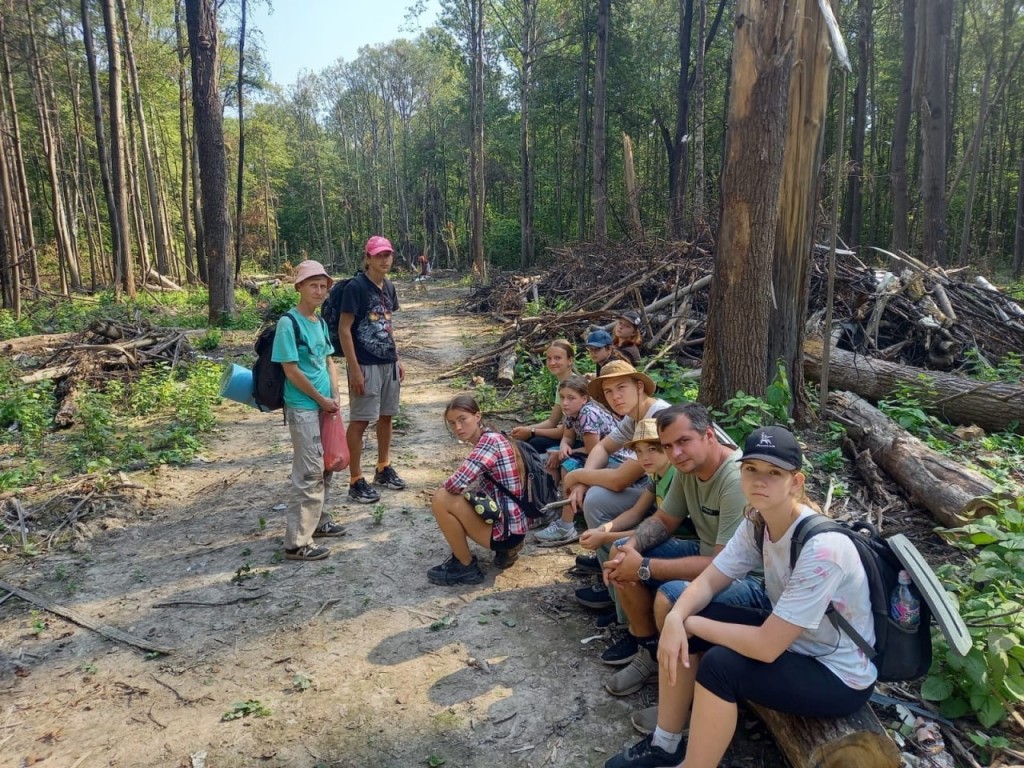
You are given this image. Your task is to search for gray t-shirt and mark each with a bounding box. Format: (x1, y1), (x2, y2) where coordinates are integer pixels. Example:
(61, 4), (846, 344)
(713, 507), (877, 689)
(662, 448), (746, 557)
(608, 398), (671, 454)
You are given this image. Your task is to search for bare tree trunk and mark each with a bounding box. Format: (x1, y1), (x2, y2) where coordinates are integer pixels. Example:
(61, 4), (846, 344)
(101, 0), (136, 296)
(518, 0), (537, 268)
(890, 0), (914, 256)
(117, 0), (170, 277)
(191, 123), (207, 281)
(124, 97), (152, 276)
(468, 0), (485, 274)
(667, 0), (694, 239)
(1013, 132), (1024, 279)
(1, 11), (32, 288)
(81, 0), (121, 290)
(0, 65), (20, 313)
(919, 0), (952, 265)
(769, 0), (835, 426)
(185, 0), (233, 322)
(174, 0), (196, 282)
(233, 0), (246, 279)
(957, 60), (991, 266)
(692, 0), (707, 229)
(591, 0), (609, 244)
(575, 0), (590, 241)
(843, 0), (871, 248)
(700, 0), (796, 409)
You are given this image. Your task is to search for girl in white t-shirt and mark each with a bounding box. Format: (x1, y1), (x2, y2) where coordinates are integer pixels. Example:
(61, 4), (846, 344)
(611, 426), (875, 768)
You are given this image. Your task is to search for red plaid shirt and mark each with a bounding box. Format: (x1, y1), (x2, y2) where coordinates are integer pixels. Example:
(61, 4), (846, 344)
(444, 430), (528, 541)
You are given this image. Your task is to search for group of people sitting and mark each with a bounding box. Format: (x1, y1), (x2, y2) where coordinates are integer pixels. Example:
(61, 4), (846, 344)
(426, 331), (879, 768)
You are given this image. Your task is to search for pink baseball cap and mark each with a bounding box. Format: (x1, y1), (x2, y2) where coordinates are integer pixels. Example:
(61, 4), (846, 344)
(365, 235), (394, 256)
(293, 259), (332, 288)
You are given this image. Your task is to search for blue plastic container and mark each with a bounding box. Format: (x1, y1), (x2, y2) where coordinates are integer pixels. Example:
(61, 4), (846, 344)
(220, 363), (257, 407)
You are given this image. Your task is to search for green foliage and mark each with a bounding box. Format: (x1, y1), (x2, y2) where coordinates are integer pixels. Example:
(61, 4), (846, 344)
(372, 503), (386, 525)
(221, 700), (271, 721)
(926, 497), (1024, 726)
(0, 310), (33, 340)
(0, 376), (54, 456)
(196, 328), (223, 350)
(645, 360), (700, 405)
(877, 377), (942, 433)
(715, 364), (793, 444)
(964, 348), (1023, 384)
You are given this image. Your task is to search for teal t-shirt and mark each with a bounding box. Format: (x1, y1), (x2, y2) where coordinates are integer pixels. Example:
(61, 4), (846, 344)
(270, 310), (332, 410)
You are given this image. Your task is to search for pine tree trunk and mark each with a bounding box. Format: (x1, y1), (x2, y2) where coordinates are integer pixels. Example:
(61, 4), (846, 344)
(700, 0), (797, 409)
(233, 0), (246, 279)
(575, 0), (590, 241)
(174, 0), (196, 282)
(957, 62), (991, 266)
(468, 0), (485, 274)
(184, 0), (233, 323)
(100, 0), (136, 295)
(1, 12), (35, 287)
(591, 0), (609, 244)
(519, 0), (537, 268)
(919, 0), (952, 265)
(124, 97), (152, 277)
(692, 0), (707, 229)
(667, 0), (693, 240)
(0, 74), (21, 313)
(81, 0), (121, 290)
(117, 0), (171, 277)
(890, 0), (914, 256)
(843, 0), (871, 248)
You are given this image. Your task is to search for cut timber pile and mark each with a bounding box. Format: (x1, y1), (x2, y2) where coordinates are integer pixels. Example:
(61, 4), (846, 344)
(453, 242), (1024, 388)
(2, 319), (196, 428)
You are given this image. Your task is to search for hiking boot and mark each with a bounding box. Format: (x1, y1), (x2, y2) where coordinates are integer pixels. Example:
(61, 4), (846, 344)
(604, 733), (686, 768)
(427, 554), (484, 586)
(494, 540), (524, 569)
(534, 521), (580, 547)
(348, 478), (381, 504)
(313, 520), (347, 538)
(373, 465), (406, 490)
(606, 647), (658, 696)
(575, 583), (613, 610)
(595, 607), (619, 629)
(601, 632), (639, 666)
(284, 544), (330, 561)
(575, 553), (602, 574)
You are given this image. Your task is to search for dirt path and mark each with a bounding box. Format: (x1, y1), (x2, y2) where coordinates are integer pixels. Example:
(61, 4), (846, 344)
(0, 282), (780, 768)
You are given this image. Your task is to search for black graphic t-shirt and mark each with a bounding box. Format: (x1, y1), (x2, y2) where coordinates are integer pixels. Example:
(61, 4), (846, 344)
(340, 272), (399, 365)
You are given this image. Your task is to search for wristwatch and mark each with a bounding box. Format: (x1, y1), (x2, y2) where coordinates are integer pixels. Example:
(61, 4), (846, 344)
(637, 557), (652, 583)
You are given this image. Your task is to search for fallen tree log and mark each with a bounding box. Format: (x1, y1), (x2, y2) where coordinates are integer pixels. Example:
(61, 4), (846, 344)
(828, 391), (1008, 527)
(496, 348), (517, 385)
(750, 702), (899, 768)
(805, 339), (1024, 433)
(1, 332), (76, 355)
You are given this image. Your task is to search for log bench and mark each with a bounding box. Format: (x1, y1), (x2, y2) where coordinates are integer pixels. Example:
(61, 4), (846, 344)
(749, 702), (900, 768)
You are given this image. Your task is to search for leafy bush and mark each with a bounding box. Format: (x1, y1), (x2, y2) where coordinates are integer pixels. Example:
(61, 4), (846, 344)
(925, 498), (1024, 726)
(714, 363), (792, 444)
(646, 360), (699, 406)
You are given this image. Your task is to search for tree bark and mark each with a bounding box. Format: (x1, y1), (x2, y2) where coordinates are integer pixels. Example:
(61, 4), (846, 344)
(173, 0), (196, 282)
(750, 702), (899, 768)
(769, 0), (835, 425)
(692, 0), (707, 229)
(101, 0), (136, 296)
(185, 0), (233, 322)
(666, 0), (694, 239)
(1, 10), (33, 289)
(804, 339), (1024, 434)
(700, 0), (797, 409)
(518, 0), (537, 268)
(1014, 130), (1024, 279)
(234, 0), (246, 279)
(591, 0), (609, 244)
(828, 391), (1007, 527)
(117, 0), (171, 277)
(956, 60), (992, 266)
(842, 0), (871, 248)
(890, 0), (915, 257)
(575, 0), (590, 241)
(919, 0), (952, 265)
(468, 0), (485, 275)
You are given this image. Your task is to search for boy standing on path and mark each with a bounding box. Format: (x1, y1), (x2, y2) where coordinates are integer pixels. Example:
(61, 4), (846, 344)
(272, 260), (348, 562)
(338, 236), (406, 504)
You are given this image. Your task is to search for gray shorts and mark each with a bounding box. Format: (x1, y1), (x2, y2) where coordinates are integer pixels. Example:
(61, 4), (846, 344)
(349, 362), (401, 422)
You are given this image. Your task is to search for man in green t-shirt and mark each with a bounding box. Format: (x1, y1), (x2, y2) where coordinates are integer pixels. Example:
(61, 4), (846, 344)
(599, 404), (769, 696)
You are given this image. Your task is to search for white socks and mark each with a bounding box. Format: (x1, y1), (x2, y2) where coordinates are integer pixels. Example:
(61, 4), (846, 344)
(652, 726), (682, 753)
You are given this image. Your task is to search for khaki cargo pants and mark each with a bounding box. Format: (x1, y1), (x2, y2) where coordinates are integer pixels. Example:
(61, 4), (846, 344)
(285, 408), (333, 548)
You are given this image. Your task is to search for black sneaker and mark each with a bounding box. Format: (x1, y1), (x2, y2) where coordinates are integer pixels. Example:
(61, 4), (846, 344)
(348, 478), (381, 504)
(313, 521), (347, 538)
(575, 553), (601, 574)
(284, 544), (330, 561)
(604, 734), (686, 768)
(494, 540), (524, 569)
(373, 465), (406, 490)
(427, 554), (485, 586)
(575, 582), (613, 609)
(595, 607), (619, 629)
(601, 632), (639, 666)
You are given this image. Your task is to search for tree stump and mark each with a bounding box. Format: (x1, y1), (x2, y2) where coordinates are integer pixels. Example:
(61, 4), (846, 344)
(749, 702), (900, 768)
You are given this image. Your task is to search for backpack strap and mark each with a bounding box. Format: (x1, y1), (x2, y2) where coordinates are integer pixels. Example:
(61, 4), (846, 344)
(789, 514), (878, 660)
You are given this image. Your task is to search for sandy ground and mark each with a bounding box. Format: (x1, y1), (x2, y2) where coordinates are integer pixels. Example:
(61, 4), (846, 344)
(0, 282), (783, 768)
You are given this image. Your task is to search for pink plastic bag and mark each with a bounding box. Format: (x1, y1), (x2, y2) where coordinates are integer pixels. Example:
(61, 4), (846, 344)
(320, 410), (350, 472)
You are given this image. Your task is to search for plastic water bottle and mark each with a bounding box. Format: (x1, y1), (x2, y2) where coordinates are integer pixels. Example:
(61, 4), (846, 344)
(890, 570), (921, 629)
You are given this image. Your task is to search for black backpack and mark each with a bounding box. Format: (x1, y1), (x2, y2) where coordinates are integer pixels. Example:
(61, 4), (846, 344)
(484, 436), (560, 520)
(758, 515), (932, 682)
(320, 275), (357, 357)
(252, 311), (326, 412)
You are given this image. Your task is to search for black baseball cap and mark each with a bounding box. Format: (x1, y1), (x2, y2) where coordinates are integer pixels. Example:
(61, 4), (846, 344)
(739, 426), (802, 471)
